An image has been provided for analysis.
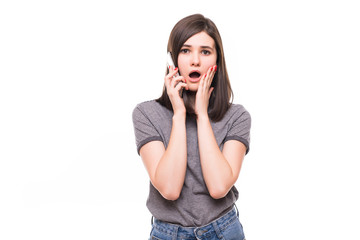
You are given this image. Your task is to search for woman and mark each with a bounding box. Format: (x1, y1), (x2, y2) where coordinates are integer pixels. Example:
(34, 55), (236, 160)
(132, 14), (251, 240)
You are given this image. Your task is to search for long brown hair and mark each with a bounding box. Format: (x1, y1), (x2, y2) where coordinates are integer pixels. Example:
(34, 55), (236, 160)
(156, 14), (233, 122)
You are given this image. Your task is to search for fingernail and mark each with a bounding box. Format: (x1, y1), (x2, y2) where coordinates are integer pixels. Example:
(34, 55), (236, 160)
(210, 66), (213, 71)
(204, 74), (207, 78)
(215, 65), (217, 71)
(174, 67), (178, 71)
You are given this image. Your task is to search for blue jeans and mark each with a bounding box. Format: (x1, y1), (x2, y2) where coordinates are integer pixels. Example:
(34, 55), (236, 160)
(149, 206), (246, 240)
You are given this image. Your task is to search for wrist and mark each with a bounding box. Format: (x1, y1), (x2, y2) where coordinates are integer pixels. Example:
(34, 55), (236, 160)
(196, 113), (209, 122)
(173, 111), (186, 121)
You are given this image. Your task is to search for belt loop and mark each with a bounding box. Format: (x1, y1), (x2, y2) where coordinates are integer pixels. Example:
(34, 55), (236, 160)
(234, 204), (239, 218)
(172, 225), (179, 240)
(212, 221), (223, 239)
(151, 216), (154, 225)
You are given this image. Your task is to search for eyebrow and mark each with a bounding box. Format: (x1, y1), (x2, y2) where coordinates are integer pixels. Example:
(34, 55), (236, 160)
(182, 44), (214, 50)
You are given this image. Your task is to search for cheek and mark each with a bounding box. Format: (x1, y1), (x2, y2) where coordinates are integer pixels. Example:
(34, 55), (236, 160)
(204, 60), (217, 69)
(177, 55), (187, 66)
(205, 55), (217, 66)
(177, 57), (186, 74)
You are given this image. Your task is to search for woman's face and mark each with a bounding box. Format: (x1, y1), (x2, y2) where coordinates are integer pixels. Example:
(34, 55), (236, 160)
(177, 31), (217, 92)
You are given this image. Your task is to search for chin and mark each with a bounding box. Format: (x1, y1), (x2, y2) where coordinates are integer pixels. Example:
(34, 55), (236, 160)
(187, 83), (199, 92)
(187, 87), (198, 92)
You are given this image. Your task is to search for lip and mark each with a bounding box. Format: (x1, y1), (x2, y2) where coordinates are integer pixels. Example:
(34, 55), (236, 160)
(188, 70), (202, 83)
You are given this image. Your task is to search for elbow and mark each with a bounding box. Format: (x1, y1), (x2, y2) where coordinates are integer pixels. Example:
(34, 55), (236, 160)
(151, 177), (182, 201)
(161, 189), (181, 201)
(156, 183), (181, 201)
(210, 191), (227, 200)
(209, 186), (229, 200)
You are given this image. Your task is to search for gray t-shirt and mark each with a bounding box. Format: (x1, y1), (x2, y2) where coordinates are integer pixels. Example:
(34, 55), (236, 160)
(132, 100), (251, 227)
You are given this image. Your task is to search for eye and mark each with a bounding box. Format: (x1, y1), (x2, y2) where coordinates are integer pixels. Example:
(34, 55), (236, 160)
(202, 50), (211, 55)
(180, 48), (189, 54)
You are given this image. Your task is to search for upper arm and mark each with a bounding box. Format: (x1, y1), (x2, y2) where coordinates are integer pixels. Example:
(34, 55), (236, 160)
(224, 109), (251, 155)
(132, 105), (163, 153)
(133, 105), (166, 182)
(221, 108), (251, 182)
(139, 140), (165, 182)
(222, 140), (247, 181)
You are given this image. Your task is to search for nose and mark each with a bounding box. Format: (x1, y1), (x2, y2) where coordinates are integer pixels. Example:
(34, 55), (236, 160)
(191, 52), (200, 66)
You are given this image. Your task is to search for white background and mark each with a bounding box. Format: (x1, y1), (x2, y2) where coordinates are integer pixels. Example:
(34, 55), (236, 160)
(1, 0), (359, 239)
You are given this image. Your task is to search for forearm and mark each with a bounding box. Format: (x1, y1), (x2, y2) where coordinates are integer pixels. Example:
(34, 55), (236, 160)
(154, 113), (187, 200)
(197, 115), (234, 199)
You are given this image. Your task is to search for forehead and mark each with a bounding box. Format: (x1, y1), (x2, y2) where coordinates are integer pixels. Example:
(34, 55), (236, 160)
(183, 31), (215, 48)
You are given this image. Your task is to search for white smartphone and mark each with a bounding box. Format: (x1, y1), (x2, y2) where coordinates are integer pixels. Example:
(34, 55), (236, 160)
(167, 52), (183, 97)
(167, 52), (180, 77)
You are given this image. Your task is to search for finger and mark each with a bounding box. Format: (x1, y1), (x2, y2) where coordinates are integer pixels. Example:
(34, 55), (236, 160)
(206, 65), (216, 88)
(165, 66), (179, 87)
(203, 73), (208, 91)
(199, 67), (212, 91)
(204, 73), (212, 90)
(167, 66), (179, 80)
(209, 87), (214, 97)
(165, 66), (172, 84)
(206, 66), (213, 76)
(171, 76), (186, 88)
(198, 73), (207, 93)
(164, 76), (170, 89)
(209, 65), (216, 80)
(175, 82), (188, 92)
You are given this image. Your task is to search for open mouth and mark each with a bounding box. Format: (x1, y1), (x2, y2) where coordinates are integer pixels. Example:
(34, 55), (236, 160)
(188, 71), (201, 82)
(189, 71), (200, 78)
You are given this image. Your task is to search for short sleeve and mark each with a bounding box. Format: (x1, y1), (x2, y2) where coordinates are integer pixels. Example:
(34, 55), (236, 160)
(132, 105), (163, 155)
(224, 110), (251, 154)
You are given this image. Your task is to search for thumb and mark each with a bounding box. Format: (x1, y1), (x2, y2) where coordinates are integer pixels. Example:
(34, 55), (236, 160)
(209, 87), (214, 96)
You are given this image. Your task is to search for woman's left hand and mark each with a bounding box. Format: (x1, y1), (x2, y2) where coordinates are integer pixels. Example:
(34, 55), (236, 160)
(195, 65), (217, 118)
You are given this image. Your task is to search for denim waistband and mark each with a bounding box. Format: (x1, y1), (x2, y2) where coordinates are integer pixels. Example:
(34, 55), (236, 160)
(152, 205), (239, 239)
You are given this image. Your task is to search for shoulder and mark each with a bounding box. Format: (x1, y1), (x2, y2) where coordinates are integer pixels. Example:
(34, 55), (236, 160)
(132, 99), (172, 122)
(224, 103), (251, 122)
(134, 99), (160, 111)
(133, 100), (164, 114)
(228, 103), (248, 113)
(223, 103), (252, 153)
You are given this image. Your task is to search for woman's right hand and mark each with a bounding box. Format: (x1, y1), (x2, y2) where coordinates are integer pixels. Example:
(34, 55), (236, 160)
(165, 66), (188, 115)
